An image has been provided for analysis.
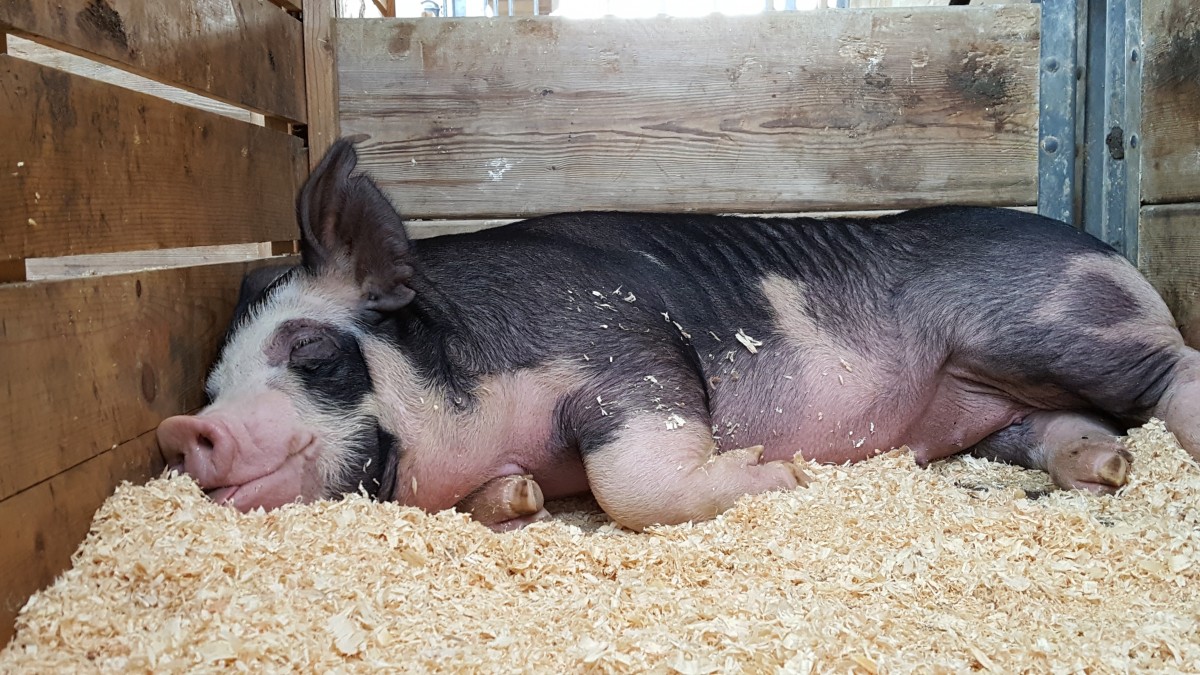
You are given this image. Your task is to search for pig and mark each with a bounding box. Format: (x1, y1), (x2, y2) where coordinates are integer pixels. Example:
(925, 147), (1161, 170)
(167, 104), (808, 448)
(157, 139), (1200, 531)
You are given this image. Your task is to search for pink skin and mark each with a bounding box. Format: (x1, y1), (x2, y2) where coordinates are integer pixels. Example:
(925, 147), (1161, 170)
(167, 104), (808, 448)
(157, 391), (325, 511)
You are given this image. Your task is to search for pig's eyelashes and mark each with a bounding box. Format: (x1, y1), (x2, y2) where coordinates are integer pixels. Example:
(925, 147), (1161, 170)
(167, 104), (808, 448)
(289, 334), (338, 368)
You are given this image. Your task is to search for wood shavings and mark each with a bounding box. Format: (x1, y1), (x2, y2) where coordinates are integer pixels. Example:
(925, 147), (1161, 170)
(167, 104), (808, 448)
(665, 413), (687, 430)
(3, 420), (1200, 672)
(735, 329), (762, 354)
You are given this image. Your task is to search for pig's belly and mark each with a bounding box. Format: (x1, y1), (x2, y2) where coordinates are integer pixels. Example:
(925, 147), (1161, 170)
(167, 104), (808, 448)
(710, 364), (1032, 465)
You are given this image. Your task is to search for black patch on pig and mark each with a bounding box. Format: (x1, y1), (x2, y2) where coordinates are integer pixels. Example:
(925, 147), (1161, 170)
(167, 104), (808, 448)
(1062, 272), (1141, 327)
(76, 0), (130, 50)
(288, 326), (374, 410)
(328, 421), (401, 501)
(282, 326), (402, 501)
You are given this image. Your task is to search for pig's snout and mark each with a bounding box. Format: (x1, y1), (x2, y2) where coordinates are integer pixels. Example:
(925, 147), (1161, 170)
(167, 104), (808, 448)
(155, 400), (322, 512)
(157, 415), (228, 488)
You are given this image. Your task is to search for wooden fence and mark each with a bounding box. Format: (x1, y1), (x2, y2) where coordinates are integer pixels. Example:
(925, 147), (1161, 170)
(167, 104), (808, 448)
(0, 0), (336, 644)
(337, 6), (1041, 233)
(1137, 0), (1200, 344)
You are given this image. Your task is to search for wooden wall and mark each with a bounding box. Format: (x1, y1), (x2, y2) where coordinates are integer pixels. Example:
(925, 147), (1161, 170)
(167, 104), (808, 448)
(1137, 0), (1200, 344)
(337, 6), (1041, 233)
(0, 0), (335, 645)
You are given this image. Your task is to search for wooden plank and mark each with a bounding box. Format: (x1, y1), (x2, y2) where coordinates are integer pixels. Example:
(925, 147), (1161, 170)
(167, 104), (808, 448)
(0, 431), (164, 646)
(304, 0), (340, 170)
(336, 7), (1041, 219)
(7, 36), (263, 126)
(1139, 203), (1200, 346)
(1140, 0), (1200, 204)
(0, 0), (306, 122)
(0, 257), (297, 503)
(403, 205), (1041, 239)
(24, 243), (273, 280)
(0, 56), (302, 262)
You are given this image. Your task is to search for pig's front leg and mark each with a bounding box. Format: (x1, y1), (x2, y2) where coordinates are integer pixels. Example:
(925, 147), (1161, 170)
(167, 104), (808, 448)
(457, 474), (551, 532)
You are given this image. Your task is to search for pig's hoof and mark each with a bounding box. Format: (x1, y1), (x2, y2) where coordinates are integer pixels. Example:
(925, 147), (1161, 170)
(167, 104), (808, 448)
(725, 446), (809, 489)
(458, 474), (546, 525)
(502, 474), (544, 516)
(1047, 437), (1132, 494)
(784, 461), (812, 488)
(488, 508), (552, 532)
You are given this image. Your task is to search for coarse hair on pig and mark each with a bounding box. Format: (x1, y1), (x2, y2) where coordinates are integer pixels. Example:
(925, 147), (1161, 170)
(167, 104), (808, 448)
(159, 137), (1200, 531)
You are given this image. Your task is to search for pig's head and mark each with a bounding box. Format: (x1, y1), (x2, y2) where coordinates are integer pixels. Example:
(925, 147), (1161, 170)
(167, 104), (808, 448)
(157, 140), (417, 511)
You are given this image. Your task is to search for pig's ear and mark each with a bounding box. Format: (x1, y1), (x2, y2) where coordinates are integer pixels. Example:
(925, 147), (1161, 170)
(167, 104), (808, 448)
(233, 264), (294, 319)
(296, 139), (416, 319)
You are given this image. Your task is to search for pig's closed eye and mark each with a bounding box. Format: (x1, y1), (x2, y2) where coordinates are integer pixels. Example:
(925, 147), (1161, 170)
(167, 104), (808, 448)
(289, 334), (338, 369)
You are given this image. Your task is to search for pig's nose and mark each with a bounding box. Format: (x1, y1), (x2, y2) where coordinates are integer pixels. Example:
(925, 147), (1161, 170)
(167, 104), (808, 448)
(157, 415), (220, 478)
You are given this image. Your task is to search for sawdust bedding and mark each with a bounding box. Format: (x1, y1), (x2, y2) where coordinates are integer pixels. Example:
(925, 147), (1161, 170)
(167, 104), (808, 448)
(3, 420), (1199, 673)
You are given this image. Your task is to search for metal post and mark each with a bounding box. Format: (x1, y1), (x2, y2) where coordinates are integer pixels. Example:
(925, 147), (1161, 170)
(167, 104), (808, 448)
(1037, 0), (1086, 228)
(1103, 0), (1143, 261)
(1078, 0), (1143, 261)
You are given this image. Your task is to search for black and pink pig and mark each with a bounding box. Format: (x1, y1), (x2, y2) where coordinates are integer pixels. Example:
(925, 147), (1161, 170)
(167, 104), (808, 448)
(157, 140), (1200, 531)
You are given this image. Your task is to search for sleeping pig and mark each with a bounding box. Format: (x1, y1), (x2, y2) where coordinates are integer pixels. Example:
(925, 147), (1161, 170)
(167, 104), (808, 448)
(157, 139), (1200, 531)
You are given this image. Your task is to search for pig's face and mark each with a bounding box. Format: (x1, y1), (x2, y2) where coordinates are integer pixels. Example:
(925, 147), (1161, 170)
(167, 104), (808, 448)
(157, 140), (417, 511)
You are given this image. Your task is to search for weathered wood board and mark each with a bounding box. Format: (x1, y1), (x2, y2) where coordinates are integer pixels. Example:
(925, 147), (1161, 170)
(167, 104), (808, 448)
(305, 0), (340, 169)
(1140, 0), (1200, 205)
(0, 431), (163, 647)
(0, 257), (295, 504)
(0, 56), (302, 262)
(24, 243), (276, 280)
(6, 36), (263, 125)
(1140, 203), (1200, 346)
(337, 7), (1041, 219)
(0, 0), (306, 121)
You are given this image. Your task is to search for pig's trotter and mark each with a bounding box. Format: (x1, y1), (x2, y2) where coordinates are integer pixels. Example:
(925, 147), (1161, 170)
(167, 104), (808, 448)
(970, 411), (1131, 494)
(486, 508), (552, 533)
(457, 474), (545, 526)
(582, 416), (807, 532)
(1045, 437), (1132, 494)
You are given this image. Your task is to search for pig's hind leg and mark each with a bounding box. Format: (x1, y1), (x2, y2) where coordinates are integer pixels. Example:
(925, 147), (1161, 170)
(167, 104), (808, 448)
(457, 474), (550, 532)
(578, 414), (809, 532)
(969, 411), (1132, 494)
(1152, 347), (1200, 463)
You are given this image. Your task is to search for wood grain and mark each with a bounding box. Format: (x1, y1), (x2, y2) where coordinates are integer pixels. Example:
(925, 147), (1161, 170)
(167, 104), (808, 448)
(0, 257), (297, 504)
(1139, 203), (1200, 346)
(7, 36), (262, 125)
(304, 0), (340, 169)
(0, 0), (306, 121)
(0, 56), (302, 262)
(337, 7), (1040, 219)
(1140, 0), (1200, 204)
(24, 243), (274, 280)
(0, 430), (164, 647)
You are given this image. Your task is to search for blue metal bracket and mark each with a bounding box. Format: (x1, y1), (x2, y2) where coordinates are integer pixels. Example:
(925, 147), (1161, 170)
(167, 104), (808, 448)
(1087, 0), (1143, 262)
(1037, 0), (1086, 228)
(1038, 0), (1143, 261)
